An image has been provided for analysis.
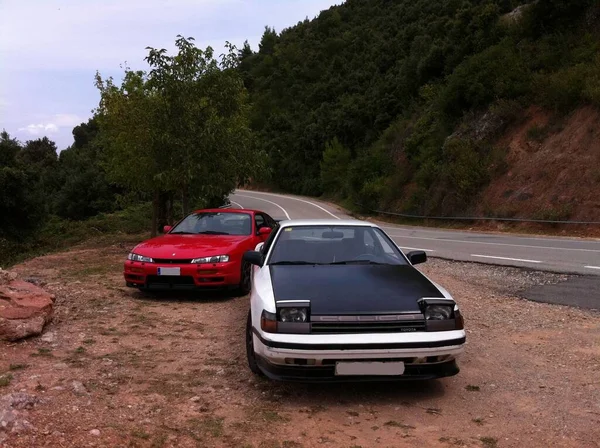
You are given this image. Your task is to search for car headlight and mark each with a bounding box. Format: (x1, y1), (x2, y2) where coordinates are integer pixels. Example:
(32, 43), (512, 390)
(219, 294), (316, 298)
(191, 255), (230, 264)
(128, 253), (153, 263)
(424, 305), (453, 320)
(279, 307), (308, 323)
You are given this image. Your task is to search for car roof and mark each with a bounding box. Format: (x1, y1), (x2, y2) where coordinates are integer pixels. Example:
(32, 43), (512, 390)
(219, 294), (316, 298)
(277, 219), (378, 228)
(190, 208), (260, 215)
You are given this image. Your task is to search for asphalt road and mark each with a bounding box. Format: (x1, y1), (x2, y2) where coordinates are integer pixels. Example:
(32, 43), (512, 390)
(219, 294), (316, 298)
(231, 189), (600, 276)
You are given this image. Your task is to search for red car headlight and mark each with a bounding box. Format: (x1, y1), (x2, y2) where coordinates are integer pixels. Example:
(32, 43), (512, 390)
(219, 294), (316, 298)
(128, 253), (153, 263)
(191, 255), (230, 264)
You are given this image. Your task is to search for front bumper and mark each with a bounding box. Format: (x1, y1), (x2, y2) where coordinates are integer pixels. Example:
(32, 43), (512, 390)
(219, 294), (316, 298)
(252, 329), (465, 382)
(123, 260), (241, 290)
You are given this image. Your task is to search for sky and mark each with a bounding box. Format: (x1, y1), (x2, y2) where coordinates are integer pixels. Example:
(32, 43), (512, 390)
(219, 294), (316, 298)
(0, 0), (342, 150)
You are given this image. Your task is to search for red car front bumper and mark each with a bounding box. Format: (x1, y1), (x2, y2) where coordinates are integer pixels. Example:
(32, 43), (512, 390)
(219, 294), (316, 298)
(124, 260), (242, 290)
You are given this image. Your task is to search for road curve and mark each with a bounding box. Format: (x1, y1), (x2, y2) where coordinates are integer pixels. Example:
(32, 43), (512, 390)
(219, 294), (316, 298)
(230, 190), (600, 276)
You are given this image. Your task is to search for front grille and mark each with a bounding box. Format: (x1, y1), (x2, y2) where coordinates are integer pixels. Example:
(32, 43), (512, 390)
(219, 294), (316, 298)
(310, 314), (426, 334)
(311, 322), (426, 334)
(153, 259), (194, 264)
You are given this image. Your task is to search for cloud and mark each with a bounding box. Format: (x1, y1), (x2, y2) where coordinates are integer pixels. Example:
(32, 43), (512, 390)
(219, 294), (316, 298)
(17, 113), (83, 136)
(18, 123), (59, 135)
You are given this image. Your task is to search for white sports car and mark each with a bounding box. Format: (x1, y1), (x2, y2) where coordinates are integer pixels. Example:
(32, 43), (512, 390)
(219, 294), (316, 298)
(242, 219), (466, 382)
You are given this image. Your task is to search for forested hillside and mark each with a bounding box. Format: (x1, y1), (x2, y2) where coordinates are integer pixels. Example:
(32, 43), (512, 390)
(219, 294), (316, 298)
(241, 0), (599, 217)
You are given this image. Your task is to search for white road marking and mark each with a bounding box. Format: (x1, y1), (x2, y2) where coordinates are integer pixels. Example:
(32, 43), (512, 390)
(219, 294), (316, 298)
(584, 266), (600, 270)
(385, 233), (600, 253)
(471, 254), (542, 263)
(236, 190), (340, 220)
(235, 194), (290, 220)
(230, 201), (244, 209)
(398, 246), (436, 252)
(380, 225), (600, 244)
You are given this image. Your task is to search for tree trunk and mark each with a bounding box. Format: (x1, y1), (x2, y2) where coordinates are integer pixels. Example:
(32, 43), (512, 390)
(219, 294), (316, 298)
(182, 184), (190, 216)
(158, 192), (169, 232)
(167, 192), (174, 224)
(151, 190), (160, 237)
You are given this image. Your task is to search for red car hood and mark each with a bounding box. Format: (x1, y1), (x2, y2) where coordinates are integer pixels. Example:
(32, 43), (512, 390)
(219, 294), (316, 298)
(133, 234), (248, 259)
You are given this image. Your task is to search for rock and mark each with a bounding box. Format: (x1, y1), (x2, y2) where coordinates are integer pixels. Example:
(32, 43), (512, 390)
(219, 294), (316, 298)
(89, 429), (100, 436)
(11, 419), (33, 434)
(189, 396), (201, 402)
(0, 269), (55, 342)
(0, 393), (41, 435)
(41, 332), (56, 343)
(70, 381), (88, 396)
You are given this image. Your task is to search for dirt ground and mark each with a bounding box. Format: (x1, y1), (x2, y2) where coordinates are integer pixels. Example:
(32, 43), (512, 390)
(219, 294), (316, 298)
(1, 239), (599, 448)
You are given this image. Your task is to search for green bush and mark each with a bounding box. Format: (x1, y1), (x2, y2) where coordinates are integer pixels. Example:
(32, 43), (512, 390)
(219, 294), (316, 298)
(320, 137), (351, 196)
(0, 203), (152, 267)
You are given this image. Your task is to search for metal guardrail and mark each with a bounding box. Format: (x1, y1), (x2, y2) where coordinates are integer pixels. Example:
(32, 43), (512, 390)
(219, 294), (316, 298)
(360, 206), (600, 225)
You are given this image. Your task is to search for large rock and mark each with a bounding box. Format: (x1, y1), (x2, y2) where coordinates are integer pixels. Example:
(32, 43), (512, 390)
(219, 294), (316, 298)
(0, 269), (55, 342)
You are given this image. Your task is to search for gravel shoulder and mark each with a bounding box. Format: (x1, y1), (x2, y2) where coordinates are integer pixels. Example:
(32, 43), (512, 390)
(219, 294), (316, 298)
(1, 241), (599, 448)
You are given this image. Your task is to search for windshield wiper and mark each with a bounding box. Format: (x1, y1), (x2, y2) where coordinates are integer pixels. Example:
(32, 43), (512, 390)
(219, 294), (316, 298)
(197, 231), (230, 235)
(328, 260), (386, 265)
(270, 261), (325, 266)
(169, 231), (195, 235)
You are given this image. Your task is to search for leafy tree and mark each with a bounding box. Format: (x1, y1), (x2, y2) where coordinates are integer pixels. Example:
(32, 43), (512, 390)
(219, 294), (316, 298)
(0, 132), (46, 239)
(96, 36), (260, 235)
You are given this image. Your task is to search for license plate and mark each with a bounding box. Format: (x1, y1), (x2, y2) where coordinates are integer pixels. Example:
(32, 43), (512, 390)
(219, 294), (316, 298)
(157, 267), (181, 276)
(335, 361), (405, 376)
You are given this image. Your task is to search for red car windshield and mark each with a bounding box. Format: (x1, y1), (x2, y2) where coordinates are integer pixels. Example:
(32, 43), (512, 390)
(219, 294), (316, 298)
(169, 212), (252, 236)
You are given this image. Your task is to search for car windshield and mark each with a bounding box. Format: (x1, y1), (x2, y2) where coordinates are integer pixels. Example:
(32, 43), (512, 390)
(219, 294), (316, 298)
(268, 225), (408, 266)
(169, 212), (252, 236)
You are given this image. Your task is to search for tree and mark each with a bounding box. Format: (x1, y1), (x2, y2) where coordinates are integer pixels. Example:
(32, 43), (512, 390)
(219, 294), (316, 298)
(0, 132), (45, 239)
(95, 35), (261, 236)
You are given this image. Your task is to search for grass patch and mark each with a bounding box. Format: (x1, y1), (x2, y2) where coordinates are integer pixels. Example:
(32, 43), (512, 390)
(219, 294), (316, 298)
(526, 124), (549, 142)
(480, 437), (498, 448)
(383, 420), (415, 430)
(473, 418), (485, 425)
(188, 416), (224, 439)
(131, 429), (151, 440)
(260, 410), (291, 423)
(0, 374), (13, 387)
(9, 363), (28, 371)
(151, 433), (168, 448)
(83, 339), (96, 345)
(465, 384), (480, 392)
(74, 346), (86, 354)
(31, 348), (53, 357)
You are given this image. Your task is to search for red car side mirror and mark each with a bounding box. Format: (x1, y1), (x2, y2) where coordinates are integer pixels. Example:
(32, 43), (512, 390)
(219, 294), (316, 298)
(163, 225), (172, 234)
(258, 227), (272, 236)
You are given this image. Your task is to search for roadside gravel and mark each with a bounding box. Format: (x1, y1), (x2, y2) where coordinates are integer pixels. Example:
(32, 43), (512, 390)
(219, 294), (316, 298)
(0, 242), (598, 448)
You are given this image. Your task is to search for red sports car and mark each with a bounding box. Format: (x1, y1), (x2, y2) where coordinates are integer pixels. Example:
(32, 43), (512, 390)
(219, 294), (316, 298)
(124, 209), (277, 293)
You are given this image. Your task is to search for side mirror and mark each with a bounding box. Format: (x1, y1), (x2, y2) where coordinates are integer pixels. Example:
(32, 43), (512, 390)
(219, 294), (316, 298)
(243, 250), (264, 267)
(258, 227), (272, 236)
(163, 225), (172, 234)
(406, 250), (427, 265)
(255, 242), (265, 252)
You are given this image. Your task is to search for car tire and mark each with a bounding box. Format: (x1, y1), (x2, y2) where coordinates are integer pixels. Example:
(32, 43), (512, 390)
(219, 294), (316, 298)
(238, 261), (251, 295)
(246, 311), (263, 376)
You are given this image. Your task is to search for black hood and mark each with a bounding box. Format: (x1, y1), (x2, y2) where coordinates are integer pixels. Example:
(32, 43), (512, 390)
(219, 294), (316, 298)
(269, 264), (444, 315)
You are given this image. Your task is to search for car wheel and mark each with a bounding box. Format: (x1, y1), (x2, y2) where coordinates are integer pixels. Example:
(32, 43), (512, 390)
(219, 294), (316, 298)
(246, 311), (263, 376)
(238, 261), (251, 295)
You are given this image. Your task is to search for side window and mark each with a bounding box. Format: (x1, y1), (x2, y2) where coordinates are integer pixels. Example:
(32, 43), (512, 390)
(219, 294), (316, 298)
(261, 224), (279, 255)
(265, 214), (276, 228)
(255, 214), (266, 231)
